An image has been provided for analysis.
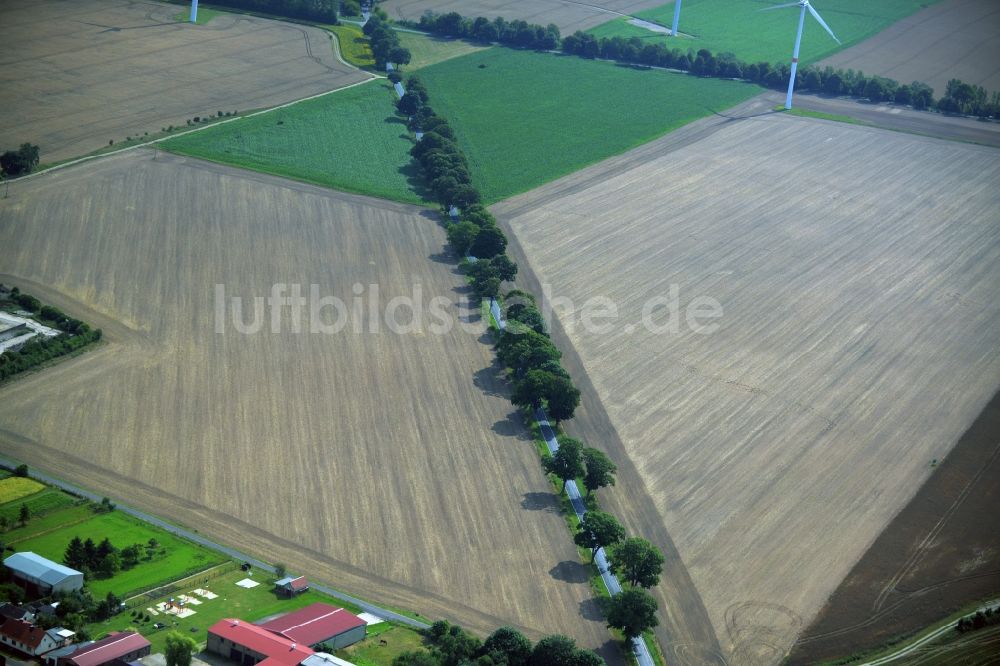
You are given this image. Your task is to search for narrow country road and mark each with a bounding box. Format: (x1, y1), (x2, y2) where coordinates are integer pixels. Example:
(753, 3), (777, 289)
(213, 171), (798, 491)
(488, 301), (655, 666)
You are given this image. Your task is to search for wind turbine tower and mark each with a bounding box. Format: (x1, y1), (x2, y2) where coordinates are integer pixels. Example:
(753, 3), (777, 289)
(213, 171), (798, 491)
(763, 0), (840, 109)
(671, 0), (682, 36)
(190, 0), (199, 23)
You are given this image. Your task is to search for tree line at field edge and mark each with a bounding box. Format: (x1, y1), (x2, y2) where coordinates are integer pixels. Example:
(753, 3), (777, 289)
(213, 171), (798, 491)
(406, 9), (1000, 118)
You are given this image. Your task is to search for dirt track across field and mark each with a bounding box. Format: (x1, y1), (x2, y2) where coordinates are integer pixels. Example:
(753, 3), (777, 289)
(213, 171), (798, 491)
(0, 151), (619, 661)
(0, 0), (370, 164)
(819, 0), (1000, 98)
(492, 100), (1000, 664)
(769, 91), (1000, 148)
(379, 0), (667, 34)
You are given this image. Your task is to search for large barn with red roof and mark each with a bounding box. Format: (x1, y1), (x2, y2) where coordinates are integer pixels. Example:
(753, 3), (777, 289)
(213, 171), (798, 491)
(258, 603), (366, 650)
(207, 619), (314, 666)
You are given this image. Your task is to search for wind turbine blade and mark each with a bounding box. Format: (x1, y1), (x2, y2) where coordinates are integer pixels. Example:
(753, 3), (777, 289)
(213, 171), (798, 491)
(759, 2), (800, 11)
(807, 3), (841, 43)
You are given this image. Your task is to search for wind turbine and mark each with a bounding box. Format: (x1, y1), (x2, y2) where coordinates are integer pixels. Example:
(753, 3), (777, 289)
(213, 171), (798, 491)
(190, 0), (198, 23)
(762, 0), (840, 109)
(671, 0), (682, 37)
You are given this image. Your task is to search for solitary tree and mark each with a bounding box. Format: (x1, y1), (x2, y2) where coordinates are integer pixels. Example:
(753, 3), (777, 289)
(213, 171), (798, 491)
(542, 437), (584, 490)
(582, 448), (617, 496)
(605, 588), (659, 639)
(497, 329), (560, 376)
(489, 254), (517, 282)
(396, 92), (422, 117)
(64, 536), (86, 569)
(18, 503), (29, 527)
(274, 563), (287, 579)
(529, 635), (578, 666)
(608, 537), (664, 589)
(469, 225), (507, 259)
(511, 369), (558, 410)
(446, 221), (479, 256)
(481, 626), (532, 666)
(13, 464), (28, 477)
(544, 375), (581, 423)
(165, 631), (198, 666)
(573, 511), (625, 562)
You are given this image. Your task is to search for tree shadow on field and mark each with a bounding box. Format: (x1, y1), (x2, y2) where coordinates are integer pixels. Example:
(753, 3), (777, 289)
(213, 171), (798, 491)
(384, 115), (406, 125)
(491, 410), (532, 441)
(399, 161), (433, 202)
(521, 492), (560, 513)
(550, 560), (590, 584)
(473, 363), (506, 398)
(579, 597), (607, 622)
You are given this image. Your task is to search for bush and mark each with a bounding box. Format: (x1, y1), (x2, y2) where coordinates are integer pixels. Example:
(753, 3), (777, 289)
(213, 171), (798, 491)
(0, 143), (40, 177)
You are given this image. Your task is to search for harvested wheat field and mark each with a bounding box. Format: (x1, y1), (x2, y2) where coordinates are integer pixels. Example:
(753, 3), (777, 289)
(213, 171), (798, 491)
(0, 0), (369, 164)
(820, 0), (1000, 98)
(379, 0), (666, 34)
(0, 151), (616, 659)
(493, 108), (1000, 664)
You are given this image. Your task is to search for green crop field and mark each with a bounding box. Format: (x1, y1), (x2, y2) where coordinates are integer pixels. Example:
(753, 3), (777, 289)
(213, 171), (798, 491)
(417, 49), (759, 202)
(587, 0), (939, 66)
(0, 488), (79, 523)
(12, 509), (226, 598)
(162, 81), (430, 204)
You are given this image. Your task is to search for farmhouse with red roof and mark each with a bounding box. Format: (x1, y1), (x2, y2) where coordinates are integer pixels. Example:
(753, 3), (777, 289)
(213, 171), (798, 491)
(258, 603), (366, 650)
(59, 631), (150, 666)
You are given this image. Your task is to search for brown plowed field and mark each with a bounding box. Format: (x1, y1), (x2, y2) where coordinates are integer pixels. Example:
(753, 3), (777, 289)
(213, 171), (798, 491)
(0, 0), (370, 164)
(379, 0), (666, 34)
(0, 150), (619, 661)
(787, 390), (1000, 664)
(492, 108), (1000, 664)
(820, 0), (1000, 98)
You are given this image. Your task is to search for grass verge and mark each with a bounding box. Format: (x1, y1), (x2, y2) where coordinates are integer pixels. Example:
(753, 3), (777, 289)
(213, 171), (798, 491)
(331, 24), (377, 68)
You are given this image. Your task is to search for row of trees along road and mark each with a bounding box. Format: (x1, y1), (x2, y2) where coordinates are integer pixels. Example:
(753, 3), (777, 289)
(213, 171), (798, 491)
(391, 51), (665, 648)
(363, 14), (411, 69)
(394, 621), (604, 665)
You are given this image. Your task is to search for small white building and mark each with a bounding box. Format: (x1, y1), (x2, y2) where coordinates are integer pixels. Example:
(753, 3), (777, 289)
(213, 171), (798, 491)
(4, 552), (84, 594)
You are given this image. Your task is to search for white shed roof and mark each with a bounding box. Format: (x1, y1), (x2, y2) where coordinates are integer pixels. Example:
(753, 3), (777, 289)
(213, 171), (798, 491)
(4, 552), (82, 586)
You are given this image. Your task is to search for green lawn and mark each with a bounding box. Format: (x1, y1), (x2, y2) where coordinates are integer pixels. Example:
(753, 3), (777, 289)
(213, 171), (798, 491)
(340, 624), (427, 665)
(12, 510), (226, 598)
(163, 81), (430, 204)
(0, 488), (80, 524)
(587, 0), (940, 66)
(417, 49), (759, 202)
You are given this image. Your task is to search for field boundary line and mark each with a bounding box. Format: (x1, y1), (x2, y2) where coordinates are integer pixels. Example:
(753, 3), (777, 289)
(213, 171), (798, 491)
(8, 77), (379, 186)
(0, 455), (429, 630)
